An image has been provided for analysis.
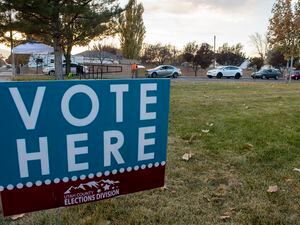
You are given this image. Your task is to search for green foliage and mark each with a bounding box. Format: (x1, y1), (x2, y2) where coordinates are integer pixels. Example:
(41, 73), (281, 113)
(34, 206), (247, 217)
(268, 0), (300, 59)
(249, 57), (264, 71)
(215, 43), (246, 66)
(0, 0), (123, 78)
(118, 0), (146, 59)
(3, 82), (300, 225)
(183, 42), (214, 76)
(140, 43), (175, 65)
(196, 43), (215, 69)
(267, 47), (288, 69)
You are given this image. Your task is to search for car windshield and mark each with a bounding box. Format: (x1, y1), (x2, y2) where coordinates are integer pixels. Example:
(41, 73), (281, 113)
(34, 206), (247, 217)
(153, 66), (162, 70)
(293, 70), (300, 74)
(258, 69), (267, 72)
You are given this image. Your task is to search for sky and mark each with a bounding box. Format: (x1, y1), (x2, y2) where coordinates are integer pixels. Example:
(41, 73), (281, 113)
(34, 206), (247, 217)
(0, 0), (276, 57)
(139, 0), (275, 56)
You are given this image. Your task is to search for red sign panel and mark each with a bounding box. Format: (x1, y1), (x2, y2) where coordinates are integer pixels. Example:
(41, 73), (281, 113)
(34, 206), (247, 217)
(1, 165), (165, 216)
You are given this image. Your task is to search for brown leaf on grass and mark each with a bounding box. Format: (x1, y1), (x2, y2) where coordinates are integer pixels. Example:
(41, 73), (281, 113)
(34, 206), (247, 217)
(10, 214), (25, 220)
(267, 185), (279, 193)
(206, 122), (214, 127)
(293, 168), (300, 173)
(243, 143), (254, 150)
(220, 213), (231, 221)
(182, 153), (193, 161)
(160, 185), (169, 191)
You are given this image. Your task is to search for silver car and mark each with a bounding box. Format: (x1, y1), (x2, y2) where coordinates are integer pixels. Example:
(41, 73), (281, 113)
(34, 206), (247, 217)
(146, 65), (182, 78)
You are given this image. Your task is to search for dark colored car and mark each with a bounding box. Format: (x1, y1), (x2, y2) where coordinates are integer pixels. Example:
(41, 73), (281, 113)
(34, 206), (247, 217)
(251, 69), (281, 80)
(289, 70), (300, 80)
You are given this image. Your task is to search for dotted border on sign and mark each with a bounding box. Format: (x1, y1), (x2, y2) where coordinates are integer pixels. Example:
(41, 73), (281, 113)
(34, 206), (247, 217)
(0, 161), (166, 192)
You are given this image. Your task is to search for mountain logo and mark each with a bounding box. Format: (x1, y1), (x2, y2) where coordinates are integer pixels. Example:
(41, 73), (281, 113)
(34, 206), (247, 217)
(64, 180), (120, 195)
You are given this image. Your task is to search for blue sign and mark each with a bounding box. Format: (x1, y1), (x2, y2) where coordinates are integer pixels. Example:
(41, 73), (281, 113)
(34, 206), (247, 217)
(0, 79), (170, 191)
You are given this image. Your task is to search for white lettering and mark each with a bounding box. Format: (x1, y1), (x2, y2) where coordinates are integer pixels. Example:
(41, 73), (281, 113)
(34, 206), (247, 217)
(61, 85), (99, 127)
(104, 131), (125, 167)
(138, 126), (156, 161)
(17, 137), (50, 178)
(110, 84), (129, 123)
(140, 84), (157, 120)
(67, 133), (89, 172)
(9, 87), (46, 130)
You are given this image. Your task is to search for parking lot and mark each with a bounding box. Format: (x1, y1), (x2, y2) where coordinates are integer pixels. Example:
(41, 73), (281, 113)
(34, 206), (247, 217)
(176, 76), (292, 83)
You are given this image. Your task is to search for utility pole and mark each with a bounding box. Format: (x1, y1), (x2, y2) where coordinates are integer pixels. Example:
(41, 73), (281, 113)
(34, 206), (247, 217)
(9, 10), (15, 76)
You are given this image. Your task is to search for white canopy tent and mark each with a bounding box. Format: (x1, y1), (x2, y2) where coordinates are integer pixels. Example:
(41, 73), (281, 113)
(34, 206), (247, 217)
(12, 42), (54, 75)
(13, 42), (54, 54)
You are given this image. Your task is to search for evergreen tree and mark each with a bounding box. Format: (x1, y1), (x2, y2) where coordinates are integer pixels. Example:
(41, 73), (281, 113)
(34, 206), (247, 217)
(118, 0), (146, 59)
(0, 0), (123, 79)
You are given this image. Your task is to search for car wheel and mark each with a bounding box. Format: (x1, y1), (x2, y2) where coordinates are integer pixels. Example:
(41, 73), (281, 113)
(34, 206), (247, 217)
(217, 73), (223, 79)
(49, 71), (55, 76)
(262, 75), (266, 79)
(151, 72), (158, 78)
(172, 73), (179, 78)
(275, 76), (279, 80)
(207, 76), (213, 79)
(235, 73), (241, 79)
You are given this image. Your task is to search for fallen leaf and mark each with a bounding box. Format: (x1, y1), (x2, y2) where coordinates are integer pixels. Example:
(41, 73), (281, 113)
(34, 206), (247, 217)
(201, 129), (210, 134)
(244, 143), (254, 150)
(267, 185), (279, 193)
(220, 211), (233, 221)
(206, 122), (214, 127)
(160, 185), (169, 191)
(293, 168), (300, 173)
(10, 214), (25, 220)
(182, 153), (193, 161)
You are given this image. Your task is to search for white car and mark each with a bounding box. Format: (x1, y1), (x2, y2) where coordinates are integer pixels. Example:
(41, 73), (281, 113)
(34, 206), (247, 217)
(43, 63), (88, 76)
(207, 66), (243, 79)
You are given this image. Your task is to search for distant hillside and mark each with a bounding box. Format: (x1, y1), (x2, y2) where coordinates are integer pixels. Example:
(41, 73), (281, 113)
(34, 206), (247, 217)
(75, 50), (122, 60)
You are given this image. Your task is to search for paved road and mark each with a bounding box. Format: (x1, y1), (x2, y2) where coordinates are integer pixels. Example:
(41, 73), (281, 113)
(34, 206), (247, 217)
(176, 76), (293, 83)
(0, 67), (12, 81)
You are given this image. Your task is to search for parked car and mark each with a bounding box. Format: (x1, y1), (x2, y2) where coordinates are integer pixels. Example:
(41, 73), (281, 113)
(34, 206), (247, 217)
(287, 70), (300, 80)
(42, 63), (89, 76)
(251, 69), (281, 80)
(207, 66), (243, 79)
(146, 65), (182, 78)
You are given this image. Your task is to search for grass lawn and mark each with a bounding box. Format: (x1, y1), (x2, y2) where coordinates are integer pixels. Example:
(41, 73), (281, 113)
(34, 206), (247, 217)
(1, 81), (300, 225)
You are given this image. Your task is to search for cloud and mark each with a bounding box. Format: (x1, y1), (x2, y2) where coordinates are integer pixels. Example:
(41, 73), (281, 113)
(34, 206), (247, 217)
(142, 0), (257, 14)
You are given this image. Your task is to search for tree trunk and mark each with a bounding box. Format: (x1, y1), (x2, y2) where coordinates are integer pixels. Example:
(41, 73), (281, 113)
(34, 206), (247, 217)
(54, 36), (63, 80)
(289, 57), (294, 84)
(64, 46), (72, 76)
(193, 65), (197, 77)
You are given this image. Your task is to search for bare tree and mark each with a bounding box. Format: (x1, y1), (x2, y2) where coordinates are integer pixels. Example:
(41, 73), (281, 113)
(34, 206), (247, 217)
(249, 33), (268, 60)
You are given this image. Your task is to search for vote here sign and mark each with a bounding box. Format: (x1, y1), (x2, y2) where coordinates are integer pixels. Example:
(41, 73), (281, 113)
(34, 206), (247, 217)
(0, 79), (170, 216)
